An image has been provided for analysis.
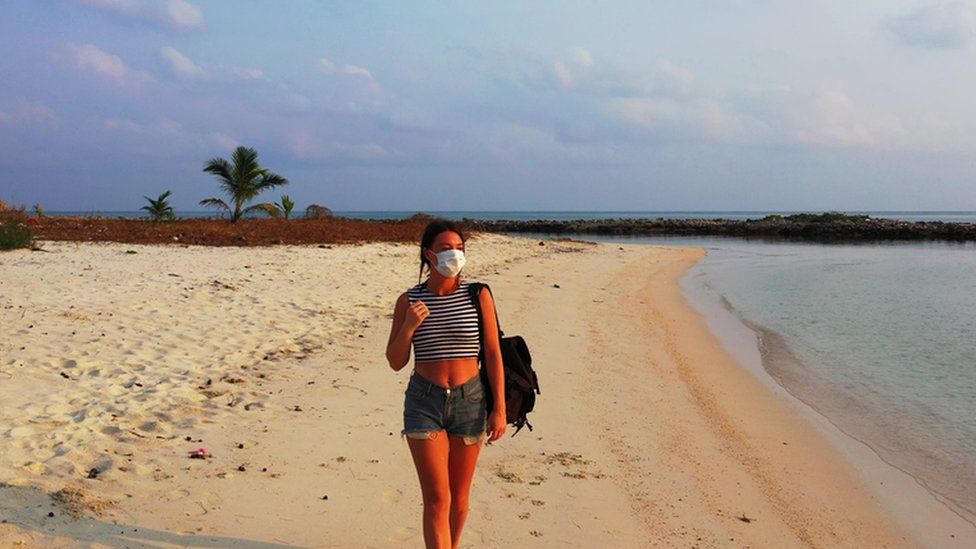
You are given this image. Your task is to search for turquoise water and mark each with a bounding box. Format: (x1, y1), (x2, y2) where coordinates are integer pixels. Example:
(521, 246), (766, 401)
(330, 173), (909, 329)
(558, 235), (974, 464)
(518, 232), (976, 524)
(39, 210), (976, 223)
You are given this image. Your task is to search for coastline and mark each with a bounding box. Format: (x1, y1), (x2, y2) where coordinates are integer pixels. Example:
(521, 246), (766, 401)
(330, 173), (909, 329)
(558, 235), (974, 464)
(0, 234), (942, 546)
(680, 256), (976, 547)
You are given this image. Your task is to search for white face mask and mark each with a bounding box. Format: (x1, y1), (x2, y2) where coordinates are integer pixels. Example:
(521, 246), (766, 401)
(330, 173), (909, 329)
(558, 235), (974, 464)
(431, 248), (466, 277)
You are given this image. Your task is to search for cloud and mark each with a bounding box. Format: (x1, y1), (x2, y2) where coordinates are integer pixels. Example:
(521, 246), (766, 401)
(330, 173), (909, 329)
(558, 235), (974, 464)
(51, 42), (153, 84)
(792, 87), (874, 146)
(101, 116), (238, 153)
(552, 47), (593, 88)
(74, 0), (205, 31)
(0, 98), (57, 124)
(210, 132), (239, 150)
(318, 58), (337, 74)
(159, 46), (205, 79)
(163, 0), (205, 30)
(734, 84), (976, 152)
(285, 131), (392, 162)
(883, 1), (976, 49)
(343, 64), (373, 79)
(231, 67), (264, 80)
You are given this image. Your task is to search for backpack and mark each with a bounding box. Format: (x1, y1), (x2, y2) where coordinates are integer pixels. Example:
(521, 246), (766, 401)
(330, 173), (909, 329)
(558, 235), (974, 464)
(468, 282), (540, 436)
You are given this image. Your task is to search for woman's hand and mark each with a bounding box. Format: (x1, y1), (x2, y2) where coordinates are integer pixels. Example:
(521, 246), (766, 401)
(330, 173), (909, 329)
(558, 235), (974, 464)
(402, 300), (429, 333)
(486, 408), (507, 443)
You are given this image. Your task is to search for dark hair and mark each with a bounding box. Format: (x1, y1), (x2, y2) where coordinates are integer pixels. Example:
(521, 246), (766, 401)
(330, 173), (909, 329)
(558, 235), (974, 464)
(418, 218), (466, 283)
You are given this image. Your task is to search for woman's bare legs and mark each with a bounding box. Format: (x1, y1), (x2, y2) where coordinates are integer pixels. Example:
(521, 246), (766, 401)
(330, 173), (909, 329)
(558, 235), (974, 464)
(408, 431), (451, 549)
(447, 434), (483, 549)
(407, 431), (483, 549)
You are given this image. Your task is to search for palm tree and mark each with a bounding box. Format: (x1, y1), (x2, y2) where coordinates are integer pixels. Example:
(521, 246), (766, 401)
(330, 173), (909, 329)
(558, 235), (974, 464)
(199, 146), (288, 222)
(275, 195), (296, 219)
(141, 190), (176, 222)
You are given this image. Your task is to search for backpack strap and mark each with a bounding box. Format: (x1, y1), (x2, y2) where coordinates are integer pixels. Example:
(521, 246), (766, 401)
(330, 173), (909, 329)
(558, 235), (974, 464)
(468, 282), (504, 365)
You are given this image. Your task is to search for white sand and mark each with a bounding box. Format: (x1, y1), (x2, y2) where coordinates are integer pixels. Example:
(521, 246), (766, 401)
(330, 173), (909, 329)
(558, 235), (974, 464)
(0, 233), (961, 547)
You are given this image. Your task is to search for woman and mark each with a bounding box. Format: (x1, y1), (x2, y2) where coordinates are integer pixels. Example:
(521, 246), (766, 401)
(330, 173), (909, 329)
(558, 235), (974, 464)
(386, 219), (506, 549)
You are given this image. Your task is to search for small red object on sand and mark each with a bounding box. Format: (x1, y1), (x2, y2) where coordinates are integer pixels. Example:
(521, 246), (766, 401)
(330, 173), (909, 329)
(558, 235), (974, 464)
(188, 448), (211, 459)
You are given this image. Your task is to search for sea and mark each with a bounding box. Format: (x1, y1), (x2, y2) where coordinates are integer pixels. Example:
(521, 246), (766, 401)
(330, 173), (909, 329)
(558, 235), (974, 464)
(37, 209), (976, 223)
(44, 209), (976, 525)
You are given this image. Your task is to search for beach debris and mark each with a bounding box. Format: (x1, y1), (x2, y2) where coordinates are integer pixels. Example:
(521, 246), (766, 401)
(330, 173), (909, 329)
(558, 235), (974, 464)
(292, 405), (303, 412)
(60, 372), (70, 379)
(86, 468), (99, 479)
(237, 465), (246, 472)
(125, 250), (137, 254)
(736, 512), (754, 523)
(538, 241), (545, 246)
(237, 443), (245, 449)
(552, 283), (560, 288)
(188, 448), (211, 459)
(47, 511), (54, 517)
(211, 279), (237, 291)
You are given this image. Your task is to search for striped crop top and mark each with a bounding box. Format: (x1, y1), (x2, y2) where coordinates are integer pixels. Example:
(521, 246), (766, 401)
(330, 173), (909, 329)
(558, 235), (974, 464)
(407, 279), (481, 363)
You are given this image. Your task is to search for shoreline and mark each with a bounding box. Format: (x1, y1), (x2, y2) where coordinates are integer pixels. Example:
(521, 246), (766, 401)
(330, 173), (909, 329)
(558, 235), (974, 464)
(0, 234), (954, 546)
(679, 255), (976, 547)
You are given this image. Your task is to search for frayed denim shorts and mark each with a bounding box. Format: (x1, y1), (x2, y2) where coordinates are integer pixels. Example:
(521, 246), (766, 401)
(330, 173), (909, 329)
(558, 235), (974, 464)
(401, 371), (488, 446)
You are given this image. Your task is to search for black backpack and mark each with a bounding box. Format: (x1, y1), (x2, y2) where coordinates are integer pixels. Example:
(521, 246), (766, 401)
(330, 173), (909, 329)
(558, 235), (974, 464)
(468, 282), (540, 435)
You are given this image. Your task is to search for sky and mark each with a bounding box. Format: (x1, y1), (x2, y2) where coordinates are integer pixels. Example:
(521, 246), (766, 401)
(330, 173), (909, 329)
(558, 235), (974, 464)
(1, 0), (976, 212)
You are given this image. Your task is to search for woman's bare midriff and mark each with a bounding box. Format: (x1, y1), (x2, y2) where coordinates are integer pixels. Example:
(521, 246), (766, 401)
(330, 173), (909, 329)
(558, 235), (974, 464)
(413, 357), (480, 388)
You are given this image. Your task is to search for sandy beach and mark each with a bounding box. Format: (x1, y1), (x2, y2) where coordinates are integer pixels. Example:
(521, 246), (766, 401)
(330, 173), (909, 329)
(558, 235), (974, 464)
(0, 232), (963, 547)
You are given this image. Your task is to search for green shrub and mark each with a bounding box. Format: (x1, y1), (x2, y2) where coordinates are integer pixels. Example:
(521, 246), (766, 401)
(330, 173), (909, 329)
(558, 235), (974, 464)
(0, 202), (35, 250)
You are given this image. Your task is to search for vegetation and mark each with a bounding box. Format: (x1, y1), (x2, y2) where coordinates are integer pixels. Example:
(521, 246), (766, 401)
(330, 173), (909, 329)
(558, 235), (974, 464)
(0, 200), (36, 251)
(762, 211), (870, 222)
(200, 146), (289, 222)
(274, 195), (296, 219)
(140, 190), (176, 223)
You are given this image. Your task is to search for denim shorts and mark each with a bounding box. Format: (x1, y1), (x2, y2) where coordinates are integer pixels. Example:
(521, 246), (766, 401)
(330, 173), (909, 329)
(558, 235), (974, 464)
(401, 371), (488, 446)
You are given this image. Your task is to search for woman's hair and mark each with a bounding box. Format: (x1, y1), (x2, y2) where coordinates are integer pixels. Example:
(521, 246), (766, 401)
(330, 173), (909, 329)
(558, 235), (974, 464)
(418, 218), (466, 283)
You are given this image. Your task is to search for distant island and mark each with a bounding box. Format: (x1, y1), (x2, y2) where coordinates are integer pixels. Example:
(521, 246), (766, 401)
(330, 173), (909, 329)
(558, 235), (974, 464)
(5, 209), (976, 249)
(463, 212), (976, 242)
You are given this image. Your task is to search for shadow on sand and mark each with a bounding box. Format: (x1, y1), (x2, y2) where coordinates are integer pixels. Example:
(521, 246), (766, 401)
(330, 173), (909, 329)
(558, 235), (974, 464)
(0, 483), (301, 548)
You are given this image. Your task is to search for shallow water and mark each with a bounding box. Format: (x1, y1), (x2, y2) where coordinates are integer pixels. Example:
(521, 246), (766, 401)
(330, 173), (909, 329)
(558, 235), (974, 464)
(518, 232), (976, 524)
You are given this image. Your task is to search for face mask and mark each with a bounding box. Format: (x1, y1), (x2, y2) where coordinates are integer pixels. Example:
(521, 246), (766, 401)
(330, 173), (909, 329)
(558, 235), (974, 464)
(432, 248), (466, 277)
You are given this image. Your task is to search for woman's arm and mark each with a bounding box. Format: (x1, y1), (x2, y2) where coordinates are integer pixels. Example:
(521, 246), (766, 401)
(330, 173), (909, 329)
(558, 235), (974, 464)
(386, 292), (413, 371)
(479, 287), (507, 440)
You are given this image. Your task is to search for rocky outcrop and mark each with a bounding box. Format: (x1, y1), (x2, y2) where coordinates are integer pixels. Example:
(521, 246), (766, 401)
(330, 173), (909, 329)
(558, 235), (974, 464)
(461, 215), (976, 242)
(304, 204), (333, 219)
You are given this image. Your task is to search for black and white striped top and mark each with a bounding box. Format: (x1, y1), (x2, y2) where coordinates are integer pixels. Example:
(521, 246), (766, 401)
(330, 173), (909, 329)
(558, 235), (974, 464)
(407, 279), (481, 363)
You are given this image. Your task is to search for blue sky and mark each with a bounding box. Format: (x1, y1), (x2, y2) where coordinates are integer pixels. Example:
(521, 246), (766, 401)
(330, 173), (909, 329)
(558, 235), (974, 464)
(1, 0), (975, 211)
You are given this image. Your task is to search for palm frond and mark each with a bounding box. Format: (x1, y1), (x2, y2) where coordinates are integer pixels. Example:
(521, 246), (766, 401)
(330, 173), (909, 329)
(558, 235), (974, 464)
(257, 172), (289, 191)
(199, 197), (230, 211)
(241, 202), (281, 218)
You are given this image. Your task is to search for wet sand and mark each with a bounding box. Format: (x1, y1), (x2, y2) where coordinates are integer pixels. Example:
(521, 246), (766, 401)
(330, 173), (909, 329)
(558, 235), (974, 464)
(0, 233), (932, 547)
